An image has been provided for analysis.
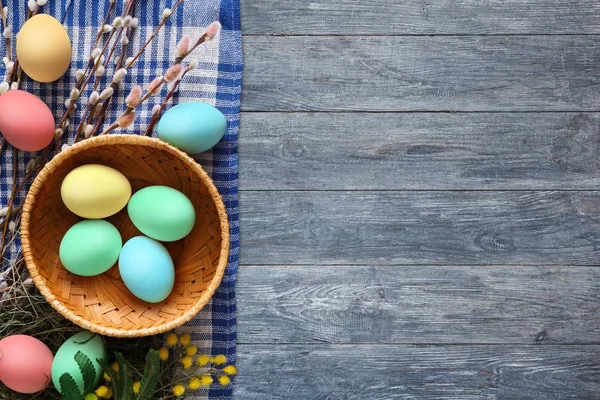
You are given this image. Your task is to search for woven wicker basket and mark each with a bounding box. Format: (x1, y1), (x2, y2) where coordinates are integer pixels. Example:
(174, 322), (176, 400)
(21, 135), (229, 338)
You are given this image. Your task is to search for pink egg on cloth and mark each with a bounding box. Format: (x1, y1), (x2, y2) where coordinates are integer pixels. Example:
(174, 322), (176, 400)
(0, 335), (54, 394)
(0, 90), (55, 151)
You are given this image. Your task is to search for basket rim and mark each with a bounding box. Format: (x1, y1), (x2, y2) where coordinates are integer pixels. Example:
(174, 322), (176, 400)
(20, 134), (230, 338)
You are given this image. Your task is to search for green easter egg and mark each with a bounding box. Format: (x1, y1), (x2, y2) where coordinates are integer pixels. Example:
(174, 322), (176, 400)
(59, 220), (122, 276)
(127, 186), (196, 242)
(51, 331), (106, 394)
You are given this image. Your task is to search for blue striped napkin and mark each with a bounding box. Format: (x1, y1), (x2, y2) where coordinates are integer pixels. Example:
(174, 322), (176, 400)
(0, 0), (241, 398)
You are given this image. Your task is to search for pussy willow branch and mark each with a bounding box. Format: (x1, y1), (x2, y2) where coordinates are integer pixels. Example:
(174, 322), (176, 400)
(8, 2), (42, 85)
(75, 0), (135, 142)
(62, 22), (119, 131)
(125, 0), (184, 68)
(90, 1), (189, 137)
(175, 33), (209, 64)
(144, 67), (191, 136)
(0, 0), (11, 64)
(142, 32), (212, 136)
(0, 148), (17, 255)
(3, 143), (52, 243)
(78, 0), (116, 80)
(105, 22), (220, 136)
(88, 16), (134, 138)
(1, 212), (20, 261)
(56, 0), (116, 131)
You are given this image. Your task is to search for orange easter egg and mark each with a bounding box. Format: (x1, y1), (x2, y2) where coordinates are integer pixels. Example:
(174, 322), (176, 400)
(16, 14), (72, 83)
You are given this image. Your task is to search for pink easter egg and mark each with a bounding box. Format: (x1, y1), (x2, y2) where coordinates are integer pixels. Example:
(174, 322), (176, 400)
(0, 90), (55, 151)
(0, 335), (54, 394)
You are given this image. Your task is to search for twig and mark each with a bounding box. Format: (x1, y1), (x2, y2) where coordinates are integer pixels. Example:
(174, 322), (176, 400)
(55, 0), (116, 131)
(0, 0), (11, 63)
(124, 0), (185, 68)
(175, 32), (209, 64)
(9, 145), (52, 210)
(75, 0), (135, 141)
(144, 68), (191, 136)
(0, 147), (17, 254)
(8, 1), (42, 85)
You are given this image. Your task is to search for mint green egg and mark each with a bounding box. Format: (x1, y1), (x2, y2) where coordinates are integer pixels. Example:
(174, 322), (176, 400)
(157, 102), (227, 154)
(59, 220), (122, 276)
(52, 331), (106, 394)
(127, 185), (196, 242)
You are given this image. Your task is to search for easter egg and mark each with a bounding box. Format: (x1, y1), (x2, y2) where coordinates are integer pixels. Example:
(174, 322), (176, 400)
(0, 90), (55, 151)
(52, 331), (106, 394)
(59, 220), (122, 276)
(0, 335), (53, 394)
(16, 14), (72, 83)
(157, 102), (227, 154)
(127, 186), (196, 242)
(119, 236), (175, 303)
(61, 164), (132, 219)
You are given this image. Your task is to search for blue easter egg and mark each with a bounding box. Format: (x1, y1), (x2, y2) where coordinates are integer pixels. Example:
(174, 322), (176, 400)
(157, 102), (227, 154)
(118, 236), (175, 303)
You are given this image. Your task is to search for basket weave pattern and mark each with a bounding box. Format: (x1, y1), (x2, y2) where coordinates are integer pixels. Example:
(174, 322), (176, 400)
(21, 135), (230, 338)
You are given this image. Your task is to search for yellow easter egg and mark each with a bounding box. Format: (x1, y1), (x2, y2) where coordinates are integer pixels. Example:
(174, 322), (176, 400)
(61, 164), (132, 219)
(16, 14), (72, 83)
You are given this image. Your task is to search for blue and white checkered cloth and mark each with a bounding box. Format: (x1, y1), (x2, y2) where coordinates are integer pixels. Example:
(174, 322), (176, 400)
(0, 1), (241, 398)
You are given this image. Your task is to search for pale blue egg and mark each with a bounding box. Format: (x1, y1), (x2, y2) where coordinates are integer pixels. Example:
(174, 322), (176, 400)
(118, 236), (175, 303)
(157, 102), (227, 154)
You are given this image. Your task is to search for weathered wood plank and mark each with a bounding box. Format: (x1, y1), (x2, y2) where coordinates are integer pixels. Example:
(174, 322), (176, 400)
(237, 265), (600, 344)
(242, 0), (600, 35)
(239, 191), (600, 265)
(234, 344), (600, 399)
(239, 112), (600, 191)
(242, 36), (600, 111)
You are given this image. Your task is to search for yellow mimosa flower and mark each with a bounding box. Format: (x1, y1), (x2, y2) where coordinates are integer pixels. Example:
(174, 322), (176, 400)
(197, 354), (210, 367)
(189, 377), (202, 390)
(222, 365), (237, 375)
(133, 381), (141, 394)
(166, 333), (178, 347)
(179, 332), (191, 346)
(199, 375), (213, 386)
(185, 345), (197, 356)
(95, 385), (109, 397)
(172, 385), (186, 397)
(181, 356), (193, 369)
(159, 347), (169, 361)
(213, 354), (227, 365)
(218, 375), (231, 386)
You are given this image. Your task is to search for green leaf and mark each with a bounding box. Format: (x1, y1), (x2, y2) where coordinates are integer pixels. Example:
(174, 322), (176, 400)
(98, 358), (120, 397)
(136, 349), (161, 400)
(59, 372), (82, 400)
(75, 351), (97, 394)
(115, 352), (134, 400)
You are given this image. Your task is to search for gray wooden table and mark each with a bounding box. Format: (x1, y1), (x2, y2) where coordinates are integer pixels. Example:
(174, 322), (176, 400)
(233, 1), (600, 398)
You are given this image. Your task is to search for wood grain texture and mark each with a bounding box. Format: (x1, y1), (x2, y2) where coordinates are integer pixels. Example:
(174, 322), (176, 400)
(242, 36), (600, 112)
(239, 191), (600, 265)
(242, 0), (600, 35)
(237, 265), (600, 345)
(234, 344), (600, 399)
(239, 112), (600, 190)
(236, 2), (600, 398)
